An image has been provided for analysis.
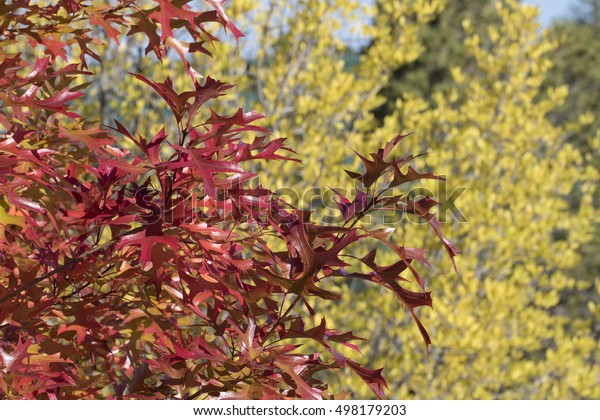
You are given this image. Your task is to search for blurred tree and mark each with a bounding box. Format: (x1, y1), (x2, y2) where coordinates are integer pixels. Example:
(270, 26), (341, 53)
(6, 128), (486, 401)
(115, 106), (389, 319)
(545, 0), (600, 153)
(543, 0), (600, 317)
(331, 1), (599, 398)
(571, 0), (600, 24)
(373, 0), (499, 119)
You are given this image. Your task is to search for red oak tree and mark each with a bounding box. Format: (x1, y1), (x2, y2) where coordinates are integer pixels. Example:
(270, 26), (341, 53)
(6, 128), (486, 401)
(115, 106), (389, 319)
(0, 0), (456, 399)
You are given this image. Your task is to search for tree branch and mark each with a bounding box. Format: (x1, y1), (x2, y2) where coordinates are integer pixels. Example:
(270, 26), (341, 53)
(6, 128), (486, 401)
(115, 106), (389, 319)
(0, 226), (145, 305)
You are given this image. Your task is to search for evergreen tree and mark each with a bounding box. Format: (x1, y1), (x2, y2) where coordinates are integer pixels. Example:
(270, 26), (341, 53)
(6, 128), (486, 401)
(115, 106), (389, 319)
(546, 0), (600, 153)
(373, 0), (499, 120)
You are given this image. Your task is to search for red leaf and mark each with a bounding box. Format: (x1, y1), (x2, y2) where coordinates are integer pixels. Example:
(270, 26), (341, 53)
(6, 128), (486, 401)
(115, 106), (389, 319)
(149, 0), (198, 42)
(20, 57), (50, 85)
(346, 360), (388, 399)
(274, 355), (323, 400)
(390, 164), (444, 187)
(0, 336), (32, 373)
(382, 132), (413, 160)
(401, 198), (460, 272)
(2, 86), (84, 118)
(36, 88), (83, 109)
(167, 144), (245, 197)
(40, 35), (68, 60)
(206, 0), (244, 40)
(6, 191), (44, 214)
(87, 7), (121, 44)
(118, 230), (179, 270)
(58, 126), (112, 152)
(350, 149), (392, 189)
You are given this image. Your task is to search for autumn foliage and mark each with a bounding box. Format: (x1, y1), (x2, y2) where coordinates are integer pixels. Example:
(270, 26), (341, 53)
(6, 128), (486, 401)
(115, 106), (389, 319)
(0, 1), (455, 399)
